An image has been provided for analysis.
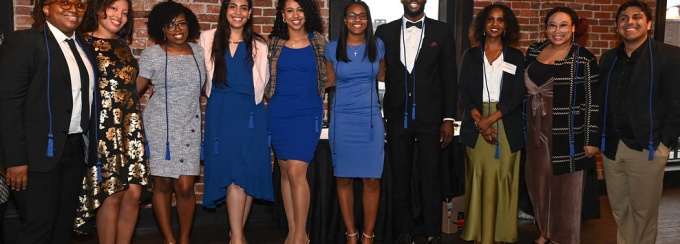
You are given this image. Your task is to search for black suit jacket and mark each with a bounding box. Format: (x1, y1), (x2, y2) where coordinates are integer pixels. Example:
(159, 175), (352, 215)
(599, 40), (680, 159)
(457, 46), (526, 152)
(0, 28), (94, 172)
(375, 17), (457, 123)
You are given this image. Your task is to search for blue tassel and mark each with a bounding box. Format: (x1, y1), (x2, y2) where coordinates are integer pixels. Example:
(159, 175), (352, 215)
(370, 126), (374, 141)
(267, 133), (271, 148)
(600, 136), (606, 152)
(165, 142), (171, 160)
(494, 142), (499, 159)
(411, 105), (416, 120)
(144, 140), (151, 159)
(214, 138), (219, 154)
(46, 133), (54, 157)
(569, 141), (575, 157)
(403, 113), (408, 128)
(248, 112), (254, 129)
(200, 142), (205, 161)
(96, 162), (103, 183)
(648, 143), (655, 161)
(315, 117), (319, 133)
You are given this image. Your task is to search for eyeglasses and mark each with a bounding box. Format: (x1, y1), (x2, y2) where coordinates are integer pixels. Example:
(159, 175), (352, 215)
(547, 23), (572, 32)
(45, 0), (88, 12)
(164, 21), (189, 30)
(346, 12), (368, 20)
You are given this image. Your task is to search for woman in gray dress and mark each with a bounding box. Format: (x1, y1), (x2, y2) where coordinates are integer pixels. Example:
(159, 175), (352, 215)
(136, 2), (205, 244)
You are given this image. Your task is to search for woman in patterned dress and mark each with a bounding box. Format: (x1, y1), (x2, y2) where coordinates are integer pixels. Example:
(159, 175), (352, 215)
(74, 0), (150, 242)
(137, 2), (205, 244)
(524, 7), (600, 244)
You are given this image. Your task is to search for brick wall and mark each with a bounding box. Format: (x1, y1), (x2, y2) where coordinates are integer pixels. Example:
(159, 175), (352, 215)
(473, 0), (657, 57)
(11, 0), (656, 203)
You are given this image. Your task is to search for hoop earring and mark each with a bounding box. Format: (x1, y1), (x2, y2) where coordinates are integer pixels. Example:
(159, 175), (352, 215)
(283, 18), (287, 23)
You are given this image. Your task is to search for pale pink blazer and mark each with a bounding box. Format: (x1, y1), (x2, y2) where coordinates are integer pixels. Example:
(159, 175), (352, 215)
(198, 28), (269, 104)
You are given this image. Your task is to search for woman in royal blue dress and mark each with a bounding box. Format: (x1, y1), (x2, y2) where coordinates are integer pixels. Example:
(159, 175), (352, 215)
(198, 0), (273, 243)
(267, 0), (327, 243)
(324, 2), (384, 243)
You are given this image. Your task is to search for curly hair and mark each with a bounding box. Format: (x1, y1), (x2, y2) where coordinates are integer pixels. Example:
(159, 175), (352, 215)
(147, 1), (201, 43)
(80, 0), (135, 40)
(211, 0), (265, 87)
(269, 0), (324, 40)
(470, 3), (520, 47)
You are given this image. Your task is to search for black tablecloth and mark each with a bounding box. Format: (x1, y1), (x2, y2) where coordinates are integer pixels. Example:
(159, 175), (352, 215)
(271, 140), (466, 243)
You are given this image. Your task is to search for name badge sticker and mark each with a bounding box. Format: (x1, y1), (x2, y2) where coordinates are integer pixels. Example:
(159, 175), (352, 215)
(502, 62), (516, 75)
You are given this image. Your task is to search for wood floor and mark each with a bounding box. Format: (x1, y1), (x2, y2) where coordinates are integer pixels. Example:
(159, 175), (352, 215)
(61, 188), (680, 244)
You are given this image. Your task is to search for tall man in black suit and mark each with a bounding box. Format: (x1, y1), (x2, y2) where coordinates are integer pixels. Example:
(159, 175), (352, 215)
(375, 1), (456, 243)
(0, 0), (94, 243)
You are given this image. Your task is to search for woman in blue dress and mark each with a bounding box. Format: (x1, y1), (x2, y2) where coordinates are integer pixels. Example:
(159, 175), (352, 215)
(198, 0), (273, 243)
(267, 0), (327, 243)
(324, 2), (384, 243)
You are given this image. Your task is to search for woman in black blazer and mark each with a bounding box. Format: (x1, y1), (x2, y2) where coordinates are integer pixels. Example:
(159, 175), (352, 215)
(458, 4), (526, 244)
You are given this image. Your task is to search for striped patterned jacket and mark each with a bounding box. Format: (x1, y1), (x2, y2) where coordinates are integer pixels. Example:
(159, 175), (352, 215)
(525, 41), (600, 174)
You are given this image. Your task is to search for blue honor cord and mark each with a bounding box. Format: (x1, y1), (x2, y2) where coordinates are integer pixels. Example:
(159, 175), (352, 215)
(162, 42), (203, 161)
(43, 25), (55, 158)
(481, 44), (504, 159)
(569, 46), (580, 158)
(646, 36), (656, 161)
(601, 37), (656, 160)
(401, 18), (424, 128)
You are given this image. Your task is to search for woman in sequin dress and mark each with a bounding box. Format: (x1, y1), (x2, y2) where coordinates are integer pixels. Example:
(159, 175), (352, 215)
(74, 0), (150, 242)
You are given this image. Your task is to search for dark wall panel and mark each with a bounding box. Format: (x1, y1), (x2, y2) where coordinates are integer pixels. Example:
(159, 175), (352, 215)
(0, 0), (13, 38)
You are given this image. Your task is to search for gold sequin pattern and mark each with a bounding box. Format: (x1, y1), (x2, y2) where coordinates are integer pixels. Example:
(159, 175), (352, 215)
(74, 36), (149, 234)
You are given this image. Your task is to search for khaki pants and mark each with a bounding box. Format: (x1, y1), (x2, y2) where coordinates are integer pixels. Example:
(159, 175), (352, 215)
(603, 140), (668, 244)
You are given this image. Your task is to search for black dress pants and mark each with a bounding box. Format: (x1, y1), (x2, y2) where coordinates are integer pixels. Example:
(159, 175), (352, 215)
(386, 119), (443, 238)
(14, 134), (85, 244)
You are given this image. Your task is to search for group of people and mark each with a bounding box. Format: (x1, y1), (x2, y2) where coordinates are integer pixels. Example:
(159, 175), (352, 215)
(459, 1), (680, 244)
(0, 0), (678, 244)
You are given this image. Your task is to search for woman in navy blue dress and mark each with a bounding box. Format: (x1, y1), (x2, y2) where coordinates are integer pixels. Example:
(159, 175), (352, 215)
(324, 2), (384, 243)
(198, 0), (273, 243)
(267, 0), (327, 243)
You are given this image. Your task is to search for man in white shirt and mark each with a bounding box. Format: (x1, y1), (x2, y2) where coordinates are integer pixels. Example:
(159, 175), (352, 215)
(375, 0), (457, 243)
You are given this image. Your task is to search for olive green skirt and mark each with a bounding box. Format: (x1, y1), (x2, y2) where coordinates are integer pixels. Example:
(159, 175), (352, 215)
(461, 103), (521, 244)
